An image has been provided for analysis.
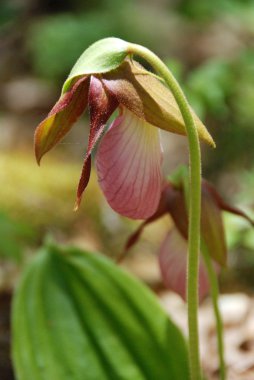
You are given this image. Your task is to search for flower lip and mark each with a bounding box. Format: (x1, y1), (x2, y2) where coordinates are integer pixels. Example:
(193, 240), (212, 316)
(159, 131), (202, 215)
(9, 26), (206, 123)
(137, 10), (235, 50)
(95, 107), (163, 219)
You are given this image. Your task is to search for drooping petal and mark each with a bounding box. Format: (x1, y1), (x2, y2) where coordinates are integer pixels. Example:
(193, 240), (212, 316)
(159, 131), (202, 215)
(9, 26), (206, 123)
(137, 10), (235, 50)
(96, 108), (163, 219)
(75, 76), (118, 209)
(203, 180), (254, 227)
(102, 60), (215, 147)
(158, 228), (210, 302)
(35, 77), (89, 164)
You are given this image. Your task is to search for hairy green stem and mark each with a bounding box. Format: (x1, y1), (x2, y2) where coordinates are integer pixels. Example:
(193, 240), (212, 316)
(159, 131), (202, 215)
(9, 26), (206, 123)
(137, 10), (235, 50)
(201, 242), (226, 380)
(128, 43), (202, 380)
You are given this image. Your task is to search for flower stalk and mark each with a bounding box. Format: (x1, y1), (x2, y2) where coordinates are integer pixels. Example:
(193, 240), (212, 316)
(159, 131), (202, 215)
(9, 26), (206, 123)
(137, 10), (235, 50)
(201, 241), (226, 380)
(127, 43), (203, 380)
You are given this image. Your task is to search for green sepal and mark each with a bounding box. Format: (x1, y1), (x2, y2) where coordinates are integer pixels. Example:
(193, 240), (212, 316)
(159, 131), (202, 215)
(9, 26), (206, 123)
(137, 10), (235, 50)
(62, 38), (129, 93)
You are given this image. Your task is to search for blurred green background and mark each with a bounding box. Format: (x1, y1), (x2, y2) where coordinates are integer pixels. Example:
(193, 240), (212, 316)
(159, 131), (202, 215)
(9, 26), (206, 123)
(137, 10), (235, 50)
(0, 0), (254, 378)
(1, 0), (254, 282)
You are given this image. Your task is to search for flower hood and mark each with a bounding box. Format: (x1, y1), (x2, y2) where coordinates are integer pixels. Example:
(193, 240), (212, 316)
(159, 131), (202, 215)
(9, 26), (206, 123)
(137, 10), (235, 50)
(35, 41), (214, 220)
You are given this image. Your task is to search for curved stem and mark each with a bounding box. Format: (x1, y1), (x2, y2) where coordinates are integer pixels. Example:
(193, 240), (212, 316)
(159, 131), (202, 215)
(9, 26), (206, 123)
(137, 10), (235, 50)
(128, 43), (202, 380)
(201, 242), (226, 380)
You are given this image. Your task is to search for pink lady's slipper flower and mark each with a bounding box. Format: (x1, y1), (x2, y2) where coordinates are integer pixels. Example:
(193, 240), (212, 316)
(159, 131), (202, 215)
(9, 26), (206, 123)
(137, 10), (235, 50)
(35, 38), (214, 219)
(124, 167), (254, 300)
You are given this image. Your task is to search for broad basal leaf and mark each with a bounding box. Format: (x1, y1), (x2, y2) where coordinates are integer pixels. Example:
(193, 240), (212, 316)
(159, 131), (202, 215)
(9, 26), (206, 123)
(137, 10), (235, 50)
(12, 243), (189, 380)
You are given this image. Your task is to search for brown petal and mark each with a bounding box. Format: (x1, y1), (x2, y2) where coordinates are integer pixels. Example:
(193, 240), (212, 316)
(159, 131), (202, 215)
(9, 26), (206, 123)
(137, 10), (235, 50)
(35, 77), (89, 164)
(204, 180), (254, 227)
(75, 76), (118, 209)
(201, 181), (227, 266)
(102, 60), (215, 147)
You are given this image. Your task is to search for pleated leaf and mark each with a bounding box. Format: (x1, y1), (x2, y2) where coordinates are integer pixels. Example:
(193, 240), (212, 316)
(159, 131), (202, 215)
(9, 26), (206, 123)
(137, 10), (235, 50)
(12, 244), (189, 380)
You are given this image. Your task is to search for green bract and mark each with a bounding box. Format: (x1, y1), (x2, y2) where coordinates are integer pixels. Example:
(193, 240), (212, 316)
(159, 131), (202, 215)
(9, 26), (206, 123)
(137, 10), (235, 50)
(62, 38), (129, 93)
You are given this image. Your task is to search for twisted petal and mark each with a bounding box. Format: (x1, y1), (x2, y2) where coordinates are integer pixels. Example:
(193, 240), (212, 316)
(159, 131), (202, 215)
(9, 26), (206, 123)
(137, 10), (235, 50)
(203, 180), (254, 227)
(75, 76), (118, 209)
(159, 228), (210, 302)
(96, 108), (163, 219)
(35, 77), (89, 164)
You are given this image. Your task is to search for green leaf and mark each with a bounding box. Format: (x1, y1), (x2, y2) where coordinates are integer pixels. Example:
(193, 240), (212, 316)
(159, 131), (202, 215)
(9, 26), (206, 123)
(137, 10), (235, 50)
(62, 37), (129, 93)
(12, 244), (189, 380)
